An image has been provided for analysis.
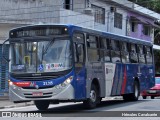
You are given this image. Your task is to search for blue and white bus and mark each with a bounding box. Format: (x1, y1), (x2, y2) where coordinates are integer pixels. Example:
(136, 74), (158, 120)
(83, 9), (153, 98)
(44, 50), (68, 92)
(3, 24), (155, 110)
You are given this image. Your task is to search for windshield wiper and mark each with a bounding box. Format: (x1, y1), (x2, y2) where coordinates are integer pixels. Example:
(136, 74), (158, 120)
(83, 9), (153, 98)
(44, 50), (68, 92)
(42, 38), (55, 55)
(41, 38), (55, 64)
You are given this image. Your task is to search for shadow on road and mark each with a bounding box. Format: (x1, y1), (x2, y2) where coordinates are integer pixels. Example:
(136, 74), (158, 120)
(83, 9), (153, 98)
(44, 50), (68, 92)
(25, 99), (150, 117)
(28, 100), (148, 114)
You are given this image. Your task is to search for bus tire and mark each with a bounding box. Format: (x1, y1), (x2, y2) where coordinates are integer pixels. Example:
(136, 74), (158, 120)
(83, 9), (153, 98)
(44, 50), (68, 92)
(123, 81), (140, 101)
(151, 96), (155, 99)
(131, 81), (140, 101)
(34, 100), (50, 110)
(83, 84), (99, 109)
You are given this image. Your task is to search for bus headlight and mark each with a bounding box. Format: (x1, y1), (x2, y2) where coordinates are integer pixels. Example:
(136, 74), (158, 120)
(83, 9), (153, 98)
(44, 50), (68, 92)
(55, 76), (73, 89)
(8, 80), (18, 90)
(8, 80), (13, 86)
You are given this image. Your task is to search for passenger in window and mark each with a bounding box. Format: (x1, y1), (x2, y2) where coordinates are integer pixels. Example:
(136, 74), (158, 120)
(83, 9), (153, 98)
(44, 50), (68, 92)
(130, 49), (138, 63)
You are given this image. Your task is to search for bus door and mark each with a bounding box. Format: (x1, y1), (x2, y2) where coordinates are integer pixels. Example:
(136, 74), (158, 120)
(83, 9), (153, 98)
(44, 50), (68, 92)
(73, 32), (86, 99)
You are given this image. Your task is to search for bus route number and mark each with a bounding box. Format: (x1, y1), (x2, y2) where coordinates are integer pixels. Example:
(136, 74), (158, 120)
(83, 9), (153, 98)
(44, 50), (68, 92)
(43, 81), (53, 86)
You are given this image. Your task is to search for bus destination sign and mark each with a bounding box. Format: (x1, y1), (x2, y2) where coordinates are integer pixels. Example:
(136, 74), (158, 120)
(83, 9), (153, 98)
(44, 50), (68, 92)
(10, 27), (68, 38)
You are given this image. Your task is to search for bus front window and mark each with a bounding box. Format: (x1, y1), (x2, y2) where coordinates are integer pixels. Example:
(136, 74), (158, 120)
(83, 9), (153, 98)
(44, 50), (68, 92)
(10, 39), (72, 73)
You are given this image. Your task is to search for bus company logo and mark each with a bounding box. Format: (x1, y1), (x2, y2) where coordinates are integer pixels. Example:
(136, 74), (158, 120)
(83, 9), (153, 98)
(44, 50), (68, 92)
(30, 82), (35, 87)
(106, 68), (113, 74)
(46, 63), (63, 70)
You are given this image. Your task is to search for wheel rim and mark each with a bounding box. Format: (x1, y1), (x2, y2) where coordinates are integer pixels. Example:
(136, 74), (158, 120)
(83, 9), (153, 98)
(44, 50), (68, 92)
(90, 90), (96, 102)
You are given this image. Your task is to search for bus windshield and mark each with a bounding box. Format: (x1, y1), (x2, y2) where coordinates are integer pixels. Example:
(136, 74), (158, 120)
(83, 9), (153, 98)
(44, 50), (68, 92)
(10, 39), (72, 73)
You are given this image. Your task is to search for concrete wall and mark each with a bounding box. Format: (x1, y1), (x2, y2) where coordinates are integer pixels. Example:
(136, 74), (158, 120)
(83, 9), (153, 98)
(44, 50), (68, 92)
(60, 8), (94, 28)
(0, 0), (62, 24)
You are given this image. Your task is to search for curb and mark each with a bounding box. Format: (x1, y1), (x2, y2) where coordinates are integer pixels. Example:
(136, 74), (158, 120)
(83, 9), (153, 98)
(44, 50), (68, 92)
(0, 102), (34, 109)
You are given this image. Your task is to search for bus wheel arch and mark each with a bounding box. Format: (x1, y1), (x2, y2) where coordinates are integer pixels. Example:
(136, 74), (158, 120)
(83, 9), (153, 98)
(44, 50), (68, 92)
(83, 78), (101, 109)
(123, 78), (140, 101)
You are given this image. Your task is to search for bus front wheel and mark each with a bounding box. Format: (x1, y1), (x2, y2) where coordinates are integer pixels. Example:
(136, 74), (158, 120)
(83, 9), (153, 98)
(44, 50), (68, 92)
(34, 100), (50, 110)
(83, 84), (99, 109)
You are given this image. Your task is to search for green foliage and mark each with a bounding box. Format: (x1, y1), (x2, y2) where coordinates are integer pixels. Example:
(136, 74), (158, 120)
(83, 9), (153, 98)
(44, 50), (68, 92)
(129, 0), (160, 13)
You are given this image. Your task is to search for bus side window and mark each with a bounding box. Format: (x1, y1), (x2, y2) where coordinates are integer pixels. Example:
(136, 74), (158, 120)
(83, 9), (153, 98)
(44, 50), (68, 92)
(137, 45), (145, 64)
(73, 32), (85, 63)
(130, 44), (138, 63)
(87, 35), (99, 62)
(99, 37), (105, 62)
(110, 39), (121, 63)
(100, 38), (111, 62)
(145, 46), (153, 64)
(120, 42), (130, 63)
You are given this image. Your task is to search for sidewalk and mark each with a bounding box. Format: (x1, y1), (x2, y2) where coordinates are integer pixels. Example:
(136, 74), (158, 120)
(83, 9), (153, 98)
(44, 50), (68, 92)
(0, 96), (34, 109)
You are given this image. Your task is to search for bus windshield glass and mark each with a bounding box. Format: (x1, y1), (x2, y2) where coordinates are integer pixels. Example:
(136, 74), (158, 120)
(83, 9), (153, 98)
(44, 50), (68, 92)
(10, 39), (72, 73)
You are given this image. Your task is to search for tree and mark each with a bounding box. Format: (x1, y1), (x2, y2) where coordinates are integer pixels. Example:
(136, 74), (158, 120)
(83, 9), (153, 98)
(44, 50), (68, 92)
(128, 0), (160, 13)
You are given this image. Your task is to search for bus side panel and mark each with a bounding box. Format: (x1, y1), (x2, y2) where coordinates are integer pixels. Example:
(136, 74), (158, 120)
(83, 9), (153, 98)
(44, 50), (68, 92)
(85, 62), (106, 98)
(145, 65), (155, 89)
(139, 64), (154, 92)
(139, 64), (147, 91)
(120, 64), (155, 95)
(113, 64), (137, 96)
(109, 63), (126, 96)
(122, 64), (138, 94)
(74, 66), (86, 100)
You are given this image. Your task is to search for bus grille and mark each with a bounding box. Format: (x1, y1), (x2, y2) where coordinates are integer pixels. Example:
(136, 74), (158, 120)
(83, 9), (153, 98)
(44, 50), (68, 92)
(12, 75), (59, 81)
(22, 86), (54, 89)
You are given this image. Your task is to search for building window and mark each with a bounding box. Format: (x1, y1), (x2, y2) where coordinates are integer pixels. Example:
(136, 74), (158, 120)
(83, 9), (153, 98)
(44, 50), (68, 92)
(131, 22), (137, 32)
(91, 4), (105, 24)
(110, 40), (121, 62)
(114, 12), (122, 29)
(64, 0), (72, 10)
(143, 25), (150, 36)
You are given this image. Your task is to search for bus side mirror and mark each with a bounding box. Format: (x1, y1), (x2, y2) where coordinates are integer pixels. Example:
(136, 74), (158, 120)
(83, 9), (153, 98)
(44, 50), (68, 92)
(2, 39), (10, 63)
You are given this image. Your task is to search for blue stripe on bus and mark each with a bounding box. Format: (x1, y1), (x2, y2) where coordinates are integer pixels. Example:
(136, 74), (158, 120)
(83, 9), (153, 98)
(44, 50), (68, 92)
(74, 66), (86, 100)
(10, 70), (74, 88)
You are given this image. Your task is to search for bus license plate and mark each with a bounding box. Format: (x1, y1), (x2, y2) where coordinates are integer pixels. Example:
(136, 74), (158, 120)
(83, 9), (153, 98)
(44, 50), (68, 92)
(32, 92), (43, 96)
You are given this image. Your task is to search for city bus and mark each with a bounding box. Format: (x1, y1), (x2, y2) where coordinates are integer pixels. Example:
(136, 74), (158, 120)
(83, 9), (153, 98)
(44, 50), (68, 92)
(2, 24), (155, 110)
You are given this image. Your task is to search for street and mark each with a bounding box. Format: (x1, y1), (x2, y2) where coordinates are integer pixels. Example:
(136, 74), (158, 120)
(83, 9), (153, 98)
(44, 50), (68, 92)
(1, 97), (160, 119)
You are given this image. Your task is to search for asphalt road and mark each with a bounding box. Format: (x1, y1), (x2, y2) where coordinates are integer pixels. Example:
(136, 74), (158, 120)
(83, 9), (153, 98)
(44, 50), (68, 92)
(1, 97), (160, 120)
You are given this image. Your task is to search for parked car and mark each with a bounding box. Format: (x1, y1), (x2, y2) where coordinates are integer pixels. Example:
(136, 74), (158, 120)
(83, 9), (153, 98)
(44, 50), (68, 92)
(141, 77), (160, 99)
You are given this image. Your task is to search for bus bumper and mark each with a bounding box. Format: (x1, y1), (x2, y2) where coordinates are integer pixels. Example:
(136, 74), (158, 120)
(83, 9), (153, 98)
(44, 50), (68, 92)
(9, 84), (75, 102)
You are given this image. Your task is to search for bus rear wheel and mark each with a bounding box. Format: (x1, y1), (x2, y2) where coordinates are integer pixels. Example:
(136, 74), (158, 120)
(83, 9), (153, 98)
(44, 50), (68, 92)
(83, 84), (99, 109)
(34, 100), (50, 110)
(123, 81), (140, 101)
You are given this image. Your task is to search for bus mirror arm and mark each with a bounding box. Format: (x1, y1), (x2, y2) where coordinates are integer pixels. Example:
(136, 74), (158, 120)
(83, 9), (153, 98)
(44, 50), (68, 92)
(2, 39), (10, 63)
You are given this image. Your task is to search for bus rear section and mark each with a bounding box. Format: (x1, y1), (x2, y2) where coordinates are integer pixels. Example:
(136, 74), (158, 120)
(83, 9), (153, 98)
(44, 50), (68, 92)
(82, 29), (154, 104)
